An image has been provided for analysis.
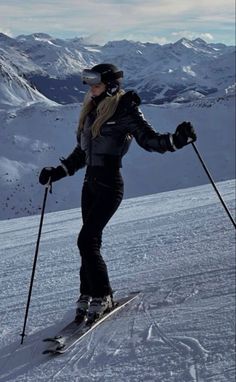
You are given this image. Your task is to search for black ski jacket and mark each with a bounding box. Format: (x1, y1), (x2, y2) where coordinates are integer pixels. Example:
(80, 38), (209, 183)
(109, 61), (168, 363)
(61, 91), (175, 175)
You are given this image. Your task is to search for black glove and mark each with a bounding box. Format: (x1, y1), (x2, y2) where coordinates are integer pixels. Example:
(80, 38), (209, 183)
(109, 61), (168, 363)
(172, 122), (197, 149)
(39, 166), (66, 185)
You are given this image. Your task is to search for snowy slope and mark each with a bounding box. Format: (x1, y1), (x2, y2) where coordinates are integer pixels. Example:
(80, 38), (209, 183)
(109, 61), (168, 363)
(15, 33), (99, 77)
(0, 55), (54, 107)
(0, 33), (235, 220)
(0, 180), (235, 381)
(0, 94), (235, 220)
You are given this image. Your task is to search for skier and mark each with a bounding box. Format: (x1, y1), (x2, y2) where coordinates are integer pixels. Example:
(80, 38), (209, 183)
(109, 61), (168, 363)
(39, 63), (197, 321)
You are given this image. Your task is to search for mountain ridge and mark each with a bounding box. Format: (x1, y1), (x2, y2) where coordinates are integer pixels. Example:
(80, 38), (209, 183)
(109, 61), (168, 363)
(0, 33), (235, 220)
(0, 33), (235, 105)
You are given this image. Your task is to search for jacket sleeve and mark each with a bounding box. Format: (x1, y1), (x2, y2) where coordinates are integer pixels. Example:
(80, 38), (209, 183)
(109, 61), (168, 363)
(126, 105), (176, 154)
(59, 132), (86, 176)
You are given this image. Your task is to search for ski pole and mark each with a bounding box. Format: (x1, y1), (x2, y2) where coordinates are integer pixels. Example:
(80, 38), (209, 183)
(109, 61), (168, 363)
(20, 181), (52, 344)
(191, 142), (236, 230)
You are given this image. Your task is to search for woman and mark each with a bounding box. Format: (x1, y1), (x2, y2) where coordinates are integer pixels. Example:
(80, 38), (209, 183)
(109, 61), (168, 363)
(39, 63), (196, 321)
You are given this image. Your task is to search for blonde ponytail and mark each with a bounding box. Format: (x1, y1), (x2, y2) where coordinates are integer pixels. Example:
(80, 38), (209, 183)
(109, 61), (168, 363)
(78, 90), (125, 138)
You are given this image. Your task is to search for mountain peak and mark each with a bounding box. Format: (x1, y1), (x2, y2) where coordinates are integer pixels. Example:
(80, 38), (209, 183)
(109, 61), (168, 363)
(0, 33), (14, 43)
(0, 33), (234, 105)
(16, 33), (53, 42)
(193, 38), (207, 45)
(104, 39), (141, 47)
(32, 33), (53, 40)
(174, 38), (193, 48)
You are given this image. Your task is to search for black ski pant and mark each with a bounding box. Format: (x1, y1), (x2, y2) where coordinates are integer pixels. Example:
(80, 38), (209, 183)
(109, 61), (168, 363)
(77, 167), (124, 298)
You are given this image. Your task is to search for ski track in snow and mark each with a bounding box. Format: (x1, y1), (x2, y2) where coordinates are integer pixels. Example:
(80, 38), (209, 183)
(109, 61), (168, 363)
(0, 179), (235, 381)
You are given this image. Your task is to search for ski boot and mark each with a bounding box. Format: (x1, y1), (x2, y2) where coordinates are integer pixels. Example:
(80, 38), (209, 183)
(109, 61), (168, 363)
(75, 294), (91, 323)
(87, 295), (114, 323)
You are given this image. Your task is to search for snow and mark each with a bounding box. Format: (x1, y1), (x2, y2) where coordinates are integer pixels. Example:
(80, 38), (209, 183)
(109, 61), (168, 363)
(0, 157), (37, 183)
(182, 66), (196, 77)
(225, 83), (236, 95)
(0, 34), (235, 104)
(84, 47), (102, 53)
(0, 32), (235, 380)
(0, 95), (235, 220)
(0, 179), (235, 381)
(0, 55), (54, 107)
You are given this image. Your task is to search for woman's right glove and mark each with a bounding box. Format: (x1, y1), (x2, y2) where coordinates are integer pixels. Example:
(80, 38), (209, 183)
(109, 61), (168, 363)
(172, 122), (197, 149)
(39, 166), (66, 185)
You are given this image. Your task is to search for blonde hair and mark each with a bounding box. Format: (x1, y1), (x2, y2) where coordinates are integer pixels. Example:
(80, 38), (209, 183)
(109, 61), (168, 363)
(78, 89), (125, 137)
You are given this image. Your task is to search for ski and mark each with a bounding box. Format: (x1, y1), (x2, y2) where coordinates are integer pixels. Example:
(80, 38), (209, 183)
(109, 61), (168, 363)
(42, 291), (140, 355)
(42, 316), (86, 354)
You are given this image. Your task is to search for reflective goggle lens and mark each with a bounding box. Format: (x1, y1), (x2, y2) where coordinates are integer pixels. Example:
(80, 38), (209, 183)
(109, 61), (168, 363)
(81, 70), (101, 85)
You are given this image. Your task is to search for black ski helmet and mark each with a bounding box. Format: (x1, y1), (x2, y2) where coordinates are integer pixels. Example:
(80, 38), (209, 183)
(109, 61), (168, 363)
(81, 63), (123, 95)
(90, 63), (123, 84)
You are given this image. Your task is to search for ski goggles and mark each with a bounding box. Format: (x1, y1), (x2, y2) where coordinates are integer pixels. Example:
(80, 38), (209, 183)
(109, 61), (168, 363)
(81, 69), (123, 85)
(81, 69), (102, 85)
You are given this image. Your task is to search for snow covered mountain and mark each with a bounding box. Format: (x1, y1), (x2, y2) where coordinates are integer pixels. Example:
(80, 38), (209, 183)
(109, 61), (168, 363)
(0, 33), (235, 220)
(0, 51), (55, 107)
(0, 180), (235, 381)
(0, 33), (235, 104)
(0, 94), (234, 220)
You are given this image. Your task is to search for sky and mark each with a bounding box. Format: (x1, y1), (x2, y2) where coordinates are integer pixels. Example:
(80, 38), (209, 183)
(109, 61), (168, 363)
(0, 0), (235, 45)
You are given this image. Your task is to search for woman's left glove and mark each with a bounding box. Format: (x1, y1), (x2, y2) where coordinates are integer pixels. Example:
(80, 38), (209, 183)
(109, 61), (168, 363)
(172, 122), (197, 149)
(39, 166), (66, 185)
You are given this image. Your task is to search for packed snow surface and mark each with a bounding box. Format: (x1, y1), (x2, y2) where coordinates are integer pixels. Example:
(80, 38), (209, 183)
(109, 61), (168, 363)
(0, 179), (235, 381)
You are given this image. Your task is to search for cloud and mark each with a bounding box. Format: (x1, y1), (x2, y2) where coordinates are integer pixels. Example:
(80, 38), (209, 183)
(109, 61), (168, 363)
(0, 0), (234, 44)
(172, 31), (214, 42)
